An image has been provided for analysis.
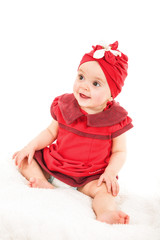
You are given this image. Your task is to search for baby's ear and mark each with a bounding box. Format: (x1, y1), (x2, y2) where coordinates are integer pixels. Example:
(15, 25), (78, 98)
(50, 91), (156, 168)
(108, 96), (113, 102)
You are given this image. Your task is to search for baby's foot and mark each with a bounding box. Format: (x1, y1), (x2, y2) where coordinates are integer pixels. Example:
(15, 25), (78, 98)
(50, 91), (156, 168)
(97, 210), (130, 224)
(28, 177), (54, 189)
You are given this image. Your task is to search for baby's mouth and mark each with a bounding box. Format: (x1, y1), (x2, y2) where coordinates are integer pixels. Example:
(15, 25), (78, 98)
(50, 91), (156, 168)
(79, 93), (91, 99)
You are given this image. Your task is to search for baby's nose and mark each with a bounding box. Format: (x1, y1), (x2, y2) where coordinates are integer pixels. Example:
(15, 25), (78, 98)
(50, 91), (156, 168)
(81, 82), (89, 91)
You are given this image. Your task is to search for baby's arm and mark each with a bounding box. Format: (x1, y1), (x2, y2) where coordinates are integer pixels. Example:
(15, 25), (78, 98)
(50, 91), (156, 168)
(26, 119), (59, 152)
(106, 133), (127, 176)
(13, 119), (58, 168)
(97, 133), (127, 196)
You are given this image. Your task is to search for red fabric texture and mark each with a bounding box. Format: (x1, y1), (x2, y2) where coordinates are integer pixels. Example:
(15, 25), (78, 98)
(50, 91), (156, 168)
(79, 41), (128, 98)
(34, 94), (133, 187)
(34, 150), (103, 187)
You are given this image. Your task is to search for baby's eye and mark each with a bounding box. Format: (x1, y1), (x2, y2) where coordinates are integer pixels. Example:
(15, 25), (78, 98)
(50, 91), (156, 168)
(93, 81), (100, 87)
(79, 74), (84, 80)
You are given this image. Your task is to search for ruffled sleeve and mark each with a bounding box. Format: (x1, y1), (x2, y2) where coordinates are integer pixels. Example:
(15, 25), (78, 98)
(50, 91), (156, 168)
(110, 116), (133, 138)
(50, 96), (60, 121)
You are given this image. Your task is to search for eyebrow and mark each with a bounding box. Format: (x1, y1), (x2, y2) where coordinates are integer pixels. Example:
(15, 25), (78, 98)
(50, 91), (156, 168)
(78, 68), (85, 74)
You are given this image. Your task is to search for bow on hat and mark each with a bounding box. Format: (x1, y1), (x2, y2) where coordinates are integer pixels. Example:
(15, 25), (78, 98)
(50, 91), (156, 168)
(91, 41), (123, 65)
(93, 41), (121, 58)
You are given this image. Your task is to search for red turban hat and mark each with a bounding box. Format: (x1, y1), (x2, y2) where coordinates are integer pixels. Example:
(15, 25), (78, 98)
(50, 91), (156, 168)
(79, 41), (128, 98)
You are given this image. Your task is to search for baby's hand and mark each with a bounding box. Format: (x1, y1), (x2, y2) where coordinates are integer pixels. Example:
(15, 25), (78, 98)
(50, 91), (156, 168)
(97, 170), (119, 197)
(12, 145), (35, 168)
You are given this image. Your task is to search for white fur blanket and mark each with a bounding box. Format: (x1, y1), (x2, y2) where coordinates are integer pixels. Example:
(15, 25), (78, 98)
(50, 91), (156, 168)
(0, 155), (160, 240)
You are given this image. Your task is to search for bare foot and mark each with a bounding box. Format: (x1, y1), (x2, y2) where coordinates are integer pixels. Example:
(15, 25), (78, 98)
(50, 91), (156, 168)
(27, 177), (54, 189)
(97, 210), (130, 224)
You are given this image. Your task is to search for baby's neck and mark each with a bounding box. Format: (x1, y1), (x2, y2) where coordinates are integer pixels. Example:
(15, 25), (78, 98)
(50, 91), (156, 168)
(80, 106), (105, 115)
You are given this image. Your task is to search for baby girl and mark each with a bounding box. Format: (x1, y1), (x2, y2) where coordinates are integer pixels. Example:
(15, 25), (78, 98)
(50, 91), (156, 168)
(13, 41), (133, 224)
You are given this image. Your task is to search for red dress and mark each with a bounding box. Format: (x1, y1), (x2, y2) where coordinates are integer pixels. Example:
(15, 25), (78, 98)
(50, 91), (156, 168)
(34, 93), (133, 187)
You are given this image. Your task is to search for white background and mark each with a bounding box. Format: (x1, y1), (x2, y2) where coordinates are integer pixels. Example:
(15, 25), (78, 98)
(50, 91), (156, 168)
(0, 0), (160, 195)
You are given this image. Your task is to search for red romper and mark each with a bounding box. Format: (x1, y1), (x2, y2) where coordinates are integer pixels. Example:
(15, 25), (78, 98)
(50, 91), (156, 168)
(34, 93), (133, 187)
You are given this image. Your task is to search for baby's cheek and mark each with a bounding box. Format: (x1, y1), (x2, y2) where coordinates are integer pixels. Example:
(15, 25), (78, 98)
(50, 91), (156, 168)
(73, 81), (78, 92)
(94, 93), (106, 103)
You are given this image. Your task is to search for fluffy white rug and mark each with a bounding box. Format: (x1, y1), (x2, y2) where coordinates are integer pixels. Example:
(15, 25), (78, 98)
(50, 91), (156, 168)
(0, 155), (160, 240)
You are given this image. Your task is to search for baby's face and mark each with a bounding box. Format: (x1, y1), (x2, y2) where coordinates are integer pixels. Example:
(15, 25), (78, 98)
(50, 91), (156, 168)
(73, 61), (112, 114)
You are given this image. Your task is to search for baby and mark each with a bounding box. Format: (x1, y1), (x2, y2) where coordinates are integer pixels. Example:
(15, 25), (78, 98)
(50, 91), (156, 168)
(13, 41), (133, 225)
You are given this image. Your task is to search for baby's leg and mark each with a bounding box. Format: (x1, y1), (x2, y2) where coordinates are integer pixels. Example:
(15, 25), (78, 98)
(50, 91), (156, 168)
(19, 157), (54, 189)
(78, 180), (129, 224)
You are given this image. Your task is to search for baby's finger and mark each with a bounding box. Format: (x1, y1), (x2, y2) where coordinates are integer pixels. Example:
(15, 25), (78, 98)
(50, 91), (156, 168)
(17, 158), (22, 169)
(16, 155), (23, 168)
(97, 175), (104, 187)
(112, 181), (118, 196)
(28, 152), (34, 165)
(14, 154), (21, 166)
(106, 181), (112, 193)
(12, 151), (19, 160)
(14, 155), (19, 166)
(18, 159), (24, 169)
